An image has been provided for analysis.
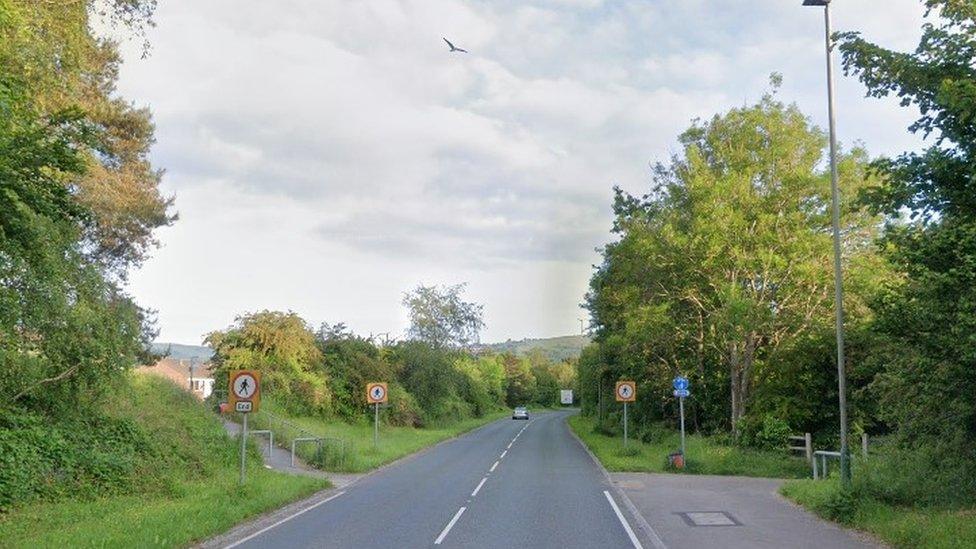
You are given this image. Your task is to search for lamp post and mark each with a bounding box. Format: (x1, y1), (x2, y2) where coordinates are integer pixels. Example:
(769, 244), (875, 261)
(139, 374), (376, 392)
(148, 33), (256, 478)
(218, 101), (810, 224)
(803, 0), (851, 488)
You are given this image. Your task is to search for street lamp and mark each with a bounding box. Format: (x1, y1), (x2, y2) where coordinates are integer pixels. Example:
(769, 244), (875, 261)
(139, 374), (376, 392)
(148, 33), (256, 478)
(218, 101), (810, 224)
(803, 0), (851, 488)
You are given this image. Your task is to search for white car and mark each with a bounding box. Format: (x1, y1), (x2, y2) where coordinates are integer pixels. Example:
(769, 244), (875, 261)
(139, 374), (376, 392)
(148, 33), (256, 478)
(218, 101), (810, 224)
(512, 406), (529, 420)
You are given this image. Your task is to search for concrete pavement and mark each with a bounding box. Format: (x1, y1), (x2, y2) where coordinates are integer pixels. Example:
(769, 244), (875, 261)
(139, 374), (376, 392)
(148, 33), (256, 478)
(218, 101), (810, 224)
(612, 473), (881, 549)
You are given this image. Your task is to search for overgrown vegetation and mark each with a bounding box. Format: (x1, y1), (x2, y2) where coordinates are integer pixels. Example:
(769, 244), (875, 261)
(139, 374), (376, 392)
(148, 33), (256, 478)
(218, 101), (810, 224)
(206, 300), (578, 430)
(568, 414), (808, 479)
(0, 374), (327, 547)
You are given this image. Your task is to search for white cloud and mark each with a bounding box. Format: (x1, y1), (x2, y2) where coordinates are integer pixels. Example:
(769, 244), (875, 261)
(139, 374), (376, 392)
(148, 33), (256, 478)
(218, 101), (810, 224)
(118, 0), (929, 344)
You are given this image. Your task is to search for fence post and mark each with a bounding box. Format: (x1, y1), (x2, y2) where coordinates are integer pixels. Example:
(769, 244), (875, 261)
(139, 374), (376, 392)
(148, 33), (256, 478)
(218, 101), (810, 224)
(861, 433), (868, 458)
(805, 433), (813, 465)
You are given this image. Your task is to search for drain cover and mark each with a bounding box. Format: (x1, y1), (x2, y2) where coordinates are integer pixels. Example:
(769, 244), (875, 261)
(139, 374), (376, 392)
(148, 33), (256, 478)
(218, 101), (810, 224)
(676, 511), (741, 527)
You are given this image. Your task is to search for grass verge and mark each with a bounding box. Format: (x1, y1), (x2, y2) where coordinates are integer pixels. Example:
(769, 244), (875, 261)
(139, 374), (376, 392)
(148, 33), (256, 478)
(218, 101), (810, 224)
(781, 480), (976, 549)
(568, 414), (808, 478)
(0, 468), (326, 548)
(0, 373), (328, 548)
(250, 404), (510, 473)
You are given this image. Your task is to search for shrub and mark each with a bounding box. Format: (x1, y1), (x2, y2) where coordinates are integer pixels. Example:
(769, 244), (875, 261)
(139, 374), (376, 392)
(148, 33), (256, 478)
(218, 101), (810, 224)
(738, 414), (791, 450)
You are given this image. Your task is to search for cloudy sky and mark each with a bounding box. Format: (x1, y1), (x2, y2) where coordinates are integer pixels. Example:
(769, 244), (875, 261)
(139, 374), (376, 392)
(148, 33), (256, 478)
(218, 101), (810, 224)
(116, 0), (929, 345)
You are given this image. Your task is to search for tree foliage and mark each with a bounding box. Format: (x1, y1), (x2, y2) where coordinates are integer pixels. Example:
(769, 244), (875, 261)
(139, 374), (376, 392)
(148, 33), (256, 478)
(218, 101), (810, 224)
(582, 92), (885, 436)
(402, 284), (485, 348)
(838, 1), (976, 463)
(206, 311), (332, 415)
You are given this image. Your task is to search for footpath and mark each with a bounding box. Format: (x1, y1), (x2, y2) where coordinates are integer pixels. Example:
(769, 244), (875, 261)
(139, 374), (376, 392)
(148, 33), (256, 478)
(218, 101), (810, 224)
(221, 419), (361, 489)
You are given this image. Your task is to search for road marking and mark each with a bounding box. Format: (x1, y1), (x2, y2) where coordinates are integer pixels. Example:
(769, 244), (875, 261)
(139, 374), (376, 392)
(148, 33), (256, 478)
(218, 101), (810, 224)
(490, 460), (498, 472)
(224, 491), (346, 549)
(604, 491), (644, 549)
(499, 450), (507, 459)
(507, 442), (513, 449)
(434, 507), (466, 545)
(471, 477), (488, 497)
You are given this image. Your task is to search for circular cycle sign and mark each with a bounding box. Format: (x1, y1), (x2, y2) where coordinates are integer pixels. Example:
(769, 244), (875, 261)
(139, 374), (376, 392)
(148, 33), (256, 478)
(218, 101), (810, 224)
(615, 381), (636, 402)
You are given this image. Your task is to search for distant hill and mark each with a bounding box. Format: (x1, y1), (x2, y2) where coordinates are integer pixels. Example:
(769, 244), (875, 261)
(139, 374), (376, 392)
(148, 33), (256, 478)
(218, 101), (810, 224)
(150, 342), (213, 363)
(480, 335), (590, 362)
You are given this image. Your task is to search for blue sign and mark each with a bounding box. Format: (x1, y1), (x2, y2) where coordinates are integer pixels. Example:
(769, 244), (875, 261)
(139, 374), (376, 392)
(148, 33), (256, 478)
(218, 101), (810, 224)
(674, 389), (690, 398)
(673, 376), (690, 391)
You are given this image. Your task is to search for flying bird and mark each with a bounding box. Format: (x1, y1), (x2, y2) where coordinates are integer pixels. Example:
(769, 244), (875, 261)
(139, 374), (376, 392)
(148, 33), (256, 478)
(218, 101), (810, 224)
(443, 37), (467, 53)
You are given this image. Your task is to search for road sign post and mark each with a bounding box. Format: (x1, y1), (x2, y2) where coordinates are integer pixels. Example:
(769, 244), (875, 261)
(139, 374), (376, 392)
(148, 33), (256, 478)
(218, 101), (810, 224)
(615, 381), (636, 447)
(366, 382), (388, 447)
(673, 377), (690, 457)
(229, 370), (261, 485)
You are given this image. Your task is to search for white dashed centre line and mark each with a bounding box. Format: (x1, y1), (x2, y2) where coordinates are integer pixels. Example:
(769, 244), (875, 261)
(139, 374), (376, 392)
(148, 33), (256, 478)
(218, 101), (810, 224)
(490, 460), (499, 472)
(434, 507), (467, 545)
(499, 450), (507, 459)
(471, 477), (488, 497)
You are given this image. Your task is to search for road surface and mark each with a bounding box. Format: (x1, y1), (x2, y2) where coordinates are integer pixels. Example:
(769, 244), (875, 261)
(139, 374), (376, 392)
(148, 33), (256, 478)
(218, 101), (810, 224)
(213, 410), (873, 549)
(221, 410), (647, 548)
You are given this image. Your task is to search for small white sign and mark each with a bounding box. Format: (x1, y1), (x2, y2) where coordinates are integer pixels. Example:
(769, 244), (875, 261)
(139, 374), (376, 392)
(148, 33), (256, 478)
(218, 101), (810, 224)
(560, 390), (573, 405)
(235, 401), (253, 412)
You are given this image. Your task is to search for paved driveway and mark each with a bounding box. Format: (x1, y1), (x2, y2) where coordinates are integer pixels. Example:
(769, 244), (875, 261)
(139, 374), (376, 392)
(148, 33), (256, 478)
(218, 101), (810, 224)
(611, 473), (882, 549)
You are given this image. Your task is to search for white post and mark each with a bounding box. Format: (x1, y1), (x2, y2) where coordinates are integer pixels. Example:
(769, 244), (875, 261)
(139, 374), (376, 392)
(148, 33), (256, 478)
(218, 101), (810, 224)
(623, 402), (628, 447)
(239, 413), (248, 485)
(679, 396), (686, 456)
(374, 402), (379, 447)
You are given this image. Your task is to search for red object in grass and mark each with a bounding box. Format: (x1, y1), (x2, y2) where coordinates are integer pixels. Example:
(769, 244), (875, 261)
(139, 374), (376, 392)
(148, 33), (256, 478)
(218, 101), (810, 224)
(219, 402), (229, 414)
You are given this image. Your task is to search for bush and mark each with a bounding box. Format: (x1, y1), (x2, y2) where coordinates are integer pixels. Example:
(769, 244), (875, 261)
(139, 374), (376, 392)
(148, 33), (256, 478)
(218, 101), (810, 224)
(0, 374), (234, 512)
(383, 383), (423, 427)
(738, 414), (791, 450)
(854, 446), (976, 508)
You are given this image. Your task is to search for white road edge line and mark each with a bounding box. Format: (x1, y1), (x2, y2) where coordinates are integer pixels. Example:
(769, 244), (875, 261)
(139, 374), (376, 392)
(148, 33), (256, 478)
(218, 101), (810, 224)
(471, 477), (488, 497)
(434, 507), (466, 545)
(224, 491), (346, 549)
(604, 490), (644, 549)
(490, 460), (499, 472)
(499, 450), (507, 459)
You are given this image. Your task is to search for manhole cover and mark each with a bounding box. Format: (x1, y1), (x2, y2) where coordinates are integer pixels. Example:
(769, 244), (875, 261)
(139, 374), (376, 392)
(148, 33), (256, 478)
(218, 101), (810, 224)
(675, 511), (741, 527)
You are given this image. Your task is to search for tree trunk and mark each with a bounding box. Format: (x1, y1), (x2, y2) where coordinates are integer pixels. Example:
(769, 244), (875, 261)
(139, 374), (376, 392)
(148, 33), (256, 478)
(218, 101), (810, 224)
(729, 333), (757, 434)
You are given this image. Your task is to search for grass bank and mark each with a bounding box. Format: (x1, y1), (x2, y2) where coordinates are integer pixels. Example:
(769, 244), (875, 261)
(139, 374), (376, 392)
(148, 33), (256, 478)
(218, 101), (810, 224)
(249, 403), (509, 473)
(781, 479), (976, 549)
(0, 373), (327, 548)
(568, 414), (808, 478)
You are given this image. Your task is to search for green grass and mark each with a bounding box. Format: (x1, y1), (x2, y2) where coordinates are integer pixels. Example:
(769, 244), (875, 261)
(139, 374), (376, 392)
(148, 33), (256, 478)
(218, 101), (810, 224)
(0, 373), (328, 548)
(0, 468), (326, 548)
(250, 404), (510, 473)
(781, 480), (976, 549)
(568, 414), (809, 478)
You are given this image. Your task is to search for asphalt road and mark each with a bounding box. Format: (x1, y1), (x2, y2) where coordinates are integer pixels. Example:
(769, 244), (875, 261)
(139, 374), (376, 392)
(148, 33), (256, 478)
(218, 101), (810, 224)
(224, 410), (647, 549)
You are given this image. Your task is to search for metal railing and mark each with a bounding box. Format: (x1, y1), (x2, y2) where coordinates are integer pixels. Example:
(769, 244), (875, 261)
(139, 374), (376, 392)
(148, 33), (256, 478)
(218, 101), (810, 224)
(249, 429), (274, 456)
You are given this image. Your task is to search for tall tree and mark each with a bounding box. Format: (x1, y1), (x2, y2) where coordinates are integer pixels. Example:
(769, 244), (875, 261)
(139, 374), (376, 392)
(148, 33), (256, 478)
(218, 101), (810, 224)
(586, 91), (883, 432)
(1, 0), (174, 277)
(402, 284), (485, 349)
(838, 1), (976, 458)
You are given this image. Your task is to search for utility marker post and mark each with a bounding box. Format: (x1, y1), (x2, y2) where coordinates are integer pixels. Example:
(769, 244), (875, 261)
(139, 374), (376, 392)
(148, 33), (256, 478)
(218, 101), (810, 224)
(366, 382), (388, 448)
(615, 381), (636, 447)
(673, 376), (690, 457)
